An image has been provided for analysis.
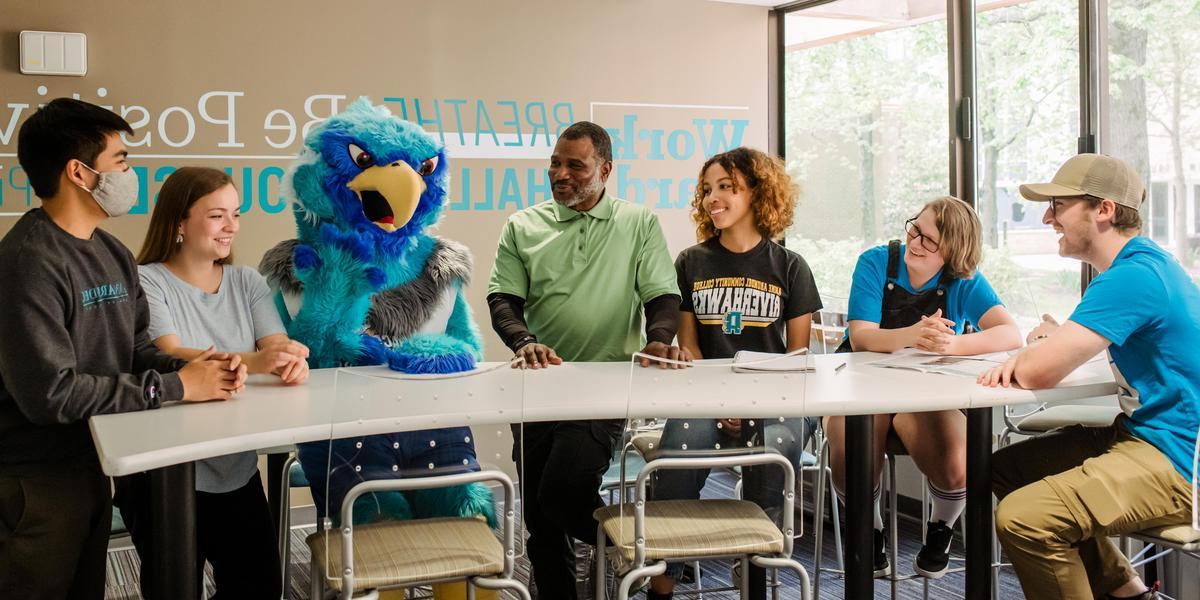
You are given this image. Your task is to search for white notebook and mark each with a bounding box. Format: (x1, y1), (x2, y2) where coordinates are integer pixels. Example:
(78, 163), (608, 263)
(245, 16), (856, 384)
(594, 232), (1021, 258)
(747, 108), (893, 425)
(731, 350), (814, 373)
(867, 349), (999, 378)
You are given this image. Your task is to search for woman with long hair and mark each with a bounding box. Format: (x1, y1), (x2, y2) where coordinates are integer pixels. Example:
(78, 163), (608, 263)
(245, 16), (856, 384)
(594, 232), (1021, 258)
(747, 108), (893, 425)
(646, 147), (822, 600)
(115, 166), (309, 599)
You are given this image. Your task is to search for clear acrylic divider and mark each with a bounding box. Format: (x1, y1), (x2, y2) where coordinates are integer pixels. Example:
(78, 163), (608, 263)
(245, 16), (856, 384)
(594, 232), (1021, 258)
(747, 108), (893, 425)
(515, 357), (632, 596)
(613, 350), (809, 572)
(813, 295), (848, 354)
(315, 360), (526, 590)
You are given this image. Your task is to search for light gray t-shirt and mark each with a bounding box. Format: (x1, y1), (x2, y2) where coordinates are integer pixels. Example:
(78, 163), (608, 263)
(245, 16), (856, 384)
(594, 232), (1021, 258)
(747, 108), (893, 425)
(139, 263), (286, 493)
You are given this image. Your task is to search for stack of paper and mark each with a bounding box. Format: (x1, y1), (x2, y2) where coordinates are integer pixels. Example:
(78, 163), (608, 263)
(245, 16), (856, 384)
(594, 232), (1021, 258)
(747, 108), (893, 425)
(868, 348), (1001, 378)
(731, 350), (814, 373)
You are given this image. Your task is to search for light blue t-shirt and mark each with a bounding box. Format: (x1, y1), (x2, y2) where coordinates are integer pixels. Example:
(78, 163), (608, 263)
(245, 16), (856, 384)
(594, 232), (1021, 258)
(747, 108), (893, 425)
(1069, 236), (1200, 482)
(140, 263), (286, 493)
(847, 243), (1003, 333)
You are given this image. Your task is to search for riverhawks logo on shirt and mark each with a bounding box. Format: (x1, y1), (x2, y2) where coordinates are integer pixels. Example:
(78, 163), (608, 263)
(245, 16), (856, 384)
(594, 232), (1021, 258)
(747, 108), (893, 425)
(723, 311), (744, 335)
(81, 282), (129, 309)
(692, 276), (782, 335)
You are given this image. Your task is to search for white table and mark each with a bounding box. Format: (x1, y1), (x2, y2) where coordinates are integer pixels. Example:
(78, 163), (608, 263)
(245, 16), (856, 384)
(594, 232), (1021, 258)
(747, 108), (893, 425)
(90, 352), (1117, 600)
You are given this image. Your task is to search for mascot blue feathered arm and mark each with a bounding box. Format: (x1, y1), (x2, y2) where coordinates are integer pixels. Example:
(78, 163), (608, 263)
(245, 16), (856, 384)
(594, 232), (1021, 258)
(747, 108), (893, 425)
(259, 98), (492, 530)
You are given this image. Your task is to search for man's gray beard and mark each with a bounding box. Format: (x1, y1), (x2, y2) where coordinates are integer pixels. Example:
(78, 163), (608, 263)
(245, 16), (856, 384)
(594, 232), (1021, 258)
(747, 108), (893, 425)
(559, 179), (605, 208)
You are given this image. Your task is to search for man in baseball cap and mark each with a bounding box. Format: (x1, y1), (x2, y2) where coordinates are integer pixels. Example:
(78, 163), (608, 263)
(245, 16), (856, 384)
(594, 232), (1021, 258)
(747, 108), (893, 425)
(981, 154), (1200, 600)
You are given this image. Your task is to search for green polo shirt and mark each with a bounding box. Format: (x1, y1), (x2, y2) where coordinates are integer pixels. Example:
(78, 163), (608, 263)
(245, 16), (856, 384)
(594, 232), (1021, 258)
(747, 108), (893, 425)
(488, 192), (679, 362)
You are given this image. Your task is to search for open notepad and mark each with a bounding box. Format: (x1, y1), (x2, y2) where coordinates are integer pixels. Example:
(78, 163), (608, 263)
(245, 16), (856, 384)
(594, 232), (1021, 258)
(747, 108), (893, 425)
(731, 350), (814, 373)
(867, 349), (1006, 378)
(869, 348), (1110, 378)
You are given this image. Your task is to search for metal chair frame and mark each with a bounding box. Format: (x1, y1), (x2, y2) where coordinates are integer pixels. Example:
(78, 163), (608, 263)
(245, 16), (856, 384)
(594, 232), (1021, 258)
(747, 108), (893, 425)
(308, 469), (531, 600)
(594, 451), (811, 600)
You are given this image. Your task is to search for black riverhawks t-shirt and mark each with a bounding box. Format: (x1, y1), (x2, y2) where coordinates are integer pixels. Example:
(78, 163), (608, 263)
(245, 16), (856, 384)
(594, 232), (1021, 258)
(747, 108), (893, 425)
(675, 236), (822, 359)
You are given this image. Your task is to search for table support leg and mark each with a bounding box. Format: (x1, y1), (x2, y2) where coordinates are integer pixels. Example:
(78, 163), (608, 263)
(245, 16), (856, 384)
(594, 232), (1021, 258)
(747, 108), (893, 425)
(149, 462), (198, 600)
(966, 406), (994, 600)
(845, 413), (874, 599)
(267, 453), (289, 532)
(266, 451), (289, 597)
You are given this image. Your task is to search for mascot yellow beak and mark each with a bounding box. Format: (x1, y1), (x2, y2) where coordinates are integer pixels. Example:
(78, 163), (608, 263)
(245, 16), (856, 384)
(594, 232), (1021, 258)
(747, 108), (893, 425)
(346, 161), (425, 232)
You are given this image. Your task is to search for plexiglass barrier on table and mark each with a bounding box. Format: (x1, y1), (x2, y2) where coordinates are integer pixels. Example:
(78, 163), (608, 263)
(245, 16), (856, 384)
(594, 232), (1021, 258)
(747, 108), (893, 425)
(598, 350), (811, 598)
(812, 296), (848, 355)
(309, 360), (526, 593)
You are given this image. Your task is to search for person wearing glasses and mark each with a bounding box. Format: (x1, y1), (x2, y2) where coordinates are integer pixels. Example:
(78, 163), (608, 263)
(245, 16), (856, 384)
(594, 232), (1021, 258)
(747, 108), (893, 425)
(826, 196), (1021, 579)
(981, 154), (1198, 600)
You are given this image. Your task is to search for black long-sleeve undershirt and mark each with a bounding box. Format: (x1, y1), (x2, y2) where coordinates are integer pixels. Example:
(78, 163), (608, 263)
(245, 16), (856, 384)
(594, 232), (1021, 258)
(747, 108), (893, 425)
(487, 292), (682, 353)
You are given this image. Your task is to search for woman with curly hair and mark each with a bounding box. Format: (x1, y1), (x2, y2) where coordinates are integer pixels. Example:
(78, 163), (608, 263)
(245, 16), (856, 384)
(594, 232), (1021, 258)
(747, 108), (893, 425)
(826, 196), (1021, 580)
(646, 147), (822, 600)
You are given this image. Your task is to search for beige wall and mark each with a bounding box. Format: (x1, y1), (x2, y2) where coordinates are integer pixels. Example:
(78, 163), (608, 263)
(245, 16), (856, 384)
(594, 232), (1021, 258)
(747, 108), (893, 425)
(0, 0), (770, 362)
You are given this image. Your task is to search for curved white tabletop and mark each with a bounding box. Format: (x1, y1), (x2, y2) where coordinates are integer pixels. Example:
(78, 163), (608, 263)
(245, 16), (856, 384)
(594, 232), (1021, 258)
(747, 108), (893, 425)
(88, 352), (1117, 477)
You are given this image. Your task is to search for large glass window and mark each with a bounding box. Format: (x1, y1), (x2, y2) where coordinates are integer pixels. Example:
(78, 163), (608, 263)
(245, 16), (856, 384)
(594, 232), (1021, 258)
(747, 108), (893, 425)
(783, 0), (1085, 343)
(1105, 0), (1200, 283)
(1193, 184), (1200, 234)
(975, 0), (1083, 328)
(782, 1), (949, 322)
(784, 0), (1200, 337)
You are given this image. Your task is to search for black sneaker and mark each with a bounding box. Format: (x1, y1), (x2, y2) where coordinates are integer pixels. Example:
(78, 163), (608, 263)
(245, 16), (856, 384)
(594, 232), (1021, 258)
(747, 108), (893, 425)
(838, 527), (890, 578)
(1108, 581), (1161, 599)
(914, 520), (954, 579)
(872, 527), (891, 578)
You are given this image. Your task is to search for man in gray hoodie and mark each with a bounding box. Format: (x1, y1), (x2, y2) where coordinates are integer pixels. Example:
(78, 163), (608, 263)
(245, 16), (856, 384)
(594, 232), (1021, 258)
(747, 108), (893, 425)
(0, 98), (246, 600)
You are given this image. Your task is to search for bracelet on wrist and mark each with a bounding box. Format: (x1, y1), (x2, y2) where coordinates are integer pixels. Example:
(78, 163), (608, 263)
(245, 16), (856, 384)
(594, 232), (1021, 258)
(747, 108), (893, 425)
(512, 334), (537, 351)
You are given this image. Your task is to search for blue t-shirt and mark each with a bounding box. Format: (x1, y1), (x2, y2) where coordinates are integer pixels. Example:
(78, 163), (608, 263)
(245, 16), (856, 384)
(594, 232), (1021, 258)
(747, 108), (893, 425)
(847, 243), (1003, 334)
(1069, 236), (1200, 482)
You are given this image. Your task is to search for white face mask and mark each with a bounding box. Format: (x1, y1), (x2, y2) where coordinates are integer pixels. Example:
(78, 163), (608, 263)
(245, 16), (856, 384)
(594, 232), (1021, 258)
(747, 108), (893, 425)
(77, 162), (139, 217)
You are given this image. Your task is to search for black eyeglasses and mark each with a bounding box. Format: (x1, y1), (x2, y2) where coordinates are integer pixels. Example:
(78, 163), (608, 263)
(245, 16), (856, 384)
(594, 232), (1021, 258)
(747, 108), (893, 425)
(904, 217), (939, 253)
(1048, 195), (1097, 217)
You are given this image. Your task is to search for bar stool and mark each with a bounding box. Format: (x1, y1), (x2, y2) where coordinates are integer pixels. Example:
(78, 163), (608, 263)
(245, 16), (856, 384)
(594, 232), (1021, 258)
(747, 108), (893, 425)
(812, 434), (965, 600)
(992, 404), (1121, 598)
(306, 469), (530, 600)
(998, 404), (1121, 446)
(593, 444), (811, 600)
(1120, 423), (1200, 595)
(278, 453), (309, 598)
(616, 431), (712, 598)
(881, 435), (966, 599)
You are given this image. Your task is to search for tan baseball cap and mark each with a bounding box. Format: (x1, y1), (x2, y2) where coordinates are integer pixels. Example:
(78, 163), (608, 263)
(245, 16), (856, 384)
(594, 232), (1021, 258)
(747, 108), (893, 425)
(1019, 153), (1146, 210)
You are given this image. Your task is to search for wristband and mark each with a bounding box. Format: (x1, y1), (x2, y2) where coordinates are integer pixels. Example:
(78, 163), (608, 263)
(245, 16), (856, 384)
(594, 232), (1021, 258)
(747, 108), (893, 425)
(512, 334), (537, 351)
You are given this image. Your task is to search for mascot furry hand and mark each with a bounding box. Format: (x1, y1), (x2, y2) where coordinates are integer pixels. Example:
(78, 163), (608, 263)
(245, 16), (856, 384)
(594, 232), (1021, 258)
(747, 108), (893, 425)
(260, 99), (495, 542)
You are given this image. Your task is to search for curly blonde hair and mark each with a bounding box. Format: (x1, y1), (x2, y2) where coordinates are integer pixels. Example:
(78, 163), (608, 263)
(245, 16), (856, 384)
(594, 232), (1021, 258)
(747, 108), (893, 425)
(691, 147), (798, 242)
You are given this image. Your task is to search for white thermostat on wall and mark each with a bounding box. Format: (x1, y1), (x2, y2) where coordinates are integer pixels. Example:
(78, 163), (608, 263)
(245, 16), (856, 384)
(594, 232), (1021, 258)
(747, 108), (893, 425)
(20, 31), (87, 76)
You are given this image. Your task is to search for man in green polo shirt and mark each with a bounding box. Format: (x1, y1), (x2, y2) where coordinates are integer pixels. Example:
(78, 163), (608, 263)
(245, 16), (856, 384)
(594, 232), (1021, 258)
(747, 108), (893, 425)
(487, 121), (687, 599)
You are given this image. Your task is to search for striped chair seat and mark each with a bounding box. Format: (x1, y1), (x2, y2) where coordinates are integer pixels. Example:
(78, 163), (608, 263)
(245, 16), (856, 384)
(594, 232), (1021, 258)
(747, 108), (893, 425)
(1017, 405), (1121, 432)
(595, 499), (783, 562)
(1134, 522), (1200, 551)
(307, 517), (503, 592)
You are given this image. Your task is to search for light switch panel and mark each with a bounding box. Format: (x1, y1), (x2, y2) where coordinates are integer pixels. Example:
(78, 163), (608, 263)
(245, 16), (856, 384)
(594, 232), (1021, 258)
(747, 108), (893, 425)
(20, 31), (87, 76)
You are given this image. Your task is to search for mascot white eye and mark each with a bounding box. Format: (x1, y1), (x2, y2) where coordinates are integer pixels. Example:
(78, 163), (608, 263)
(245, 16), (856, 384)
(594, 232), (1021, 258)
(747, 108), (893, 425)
(348, 144), (374, 169)
(418, 156), (439, 176)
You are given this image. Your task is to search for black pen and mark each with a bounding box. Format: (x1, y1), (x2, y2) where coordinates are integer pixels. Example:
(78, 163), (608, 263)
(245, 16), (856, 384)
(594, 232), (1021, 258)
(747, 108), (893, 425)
(834, 362), (847, 374)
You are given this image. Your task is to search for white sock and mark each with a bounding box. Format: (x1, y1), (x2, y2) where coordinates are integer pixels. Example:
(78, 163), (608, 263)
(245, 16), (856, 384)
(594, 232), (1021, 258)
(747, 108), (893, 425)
(873, 485), (883, 531)
(835, 484), (884, 531)
(929, 482), (966, 526)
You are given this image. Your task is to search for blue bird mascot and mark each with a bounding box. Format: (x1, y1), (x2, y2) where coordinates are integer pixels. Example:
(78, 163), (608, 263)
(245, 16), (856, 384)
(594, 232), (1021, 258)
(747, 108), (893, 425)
(260, 98), (496, 600)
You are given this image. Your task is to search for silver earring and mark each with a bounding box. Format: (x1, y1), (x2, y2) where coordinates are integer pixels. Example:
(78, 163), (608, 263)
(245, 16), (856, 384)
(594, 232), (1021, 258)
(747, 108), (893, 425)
(176, 233), (184, 243)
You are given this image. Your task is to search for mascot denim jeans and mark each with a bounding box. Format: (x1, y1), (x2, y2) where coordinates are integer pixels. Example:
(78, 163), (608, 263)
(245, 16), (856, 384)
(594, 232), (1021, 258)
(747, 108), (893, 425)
(298, 426), (480, 522)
